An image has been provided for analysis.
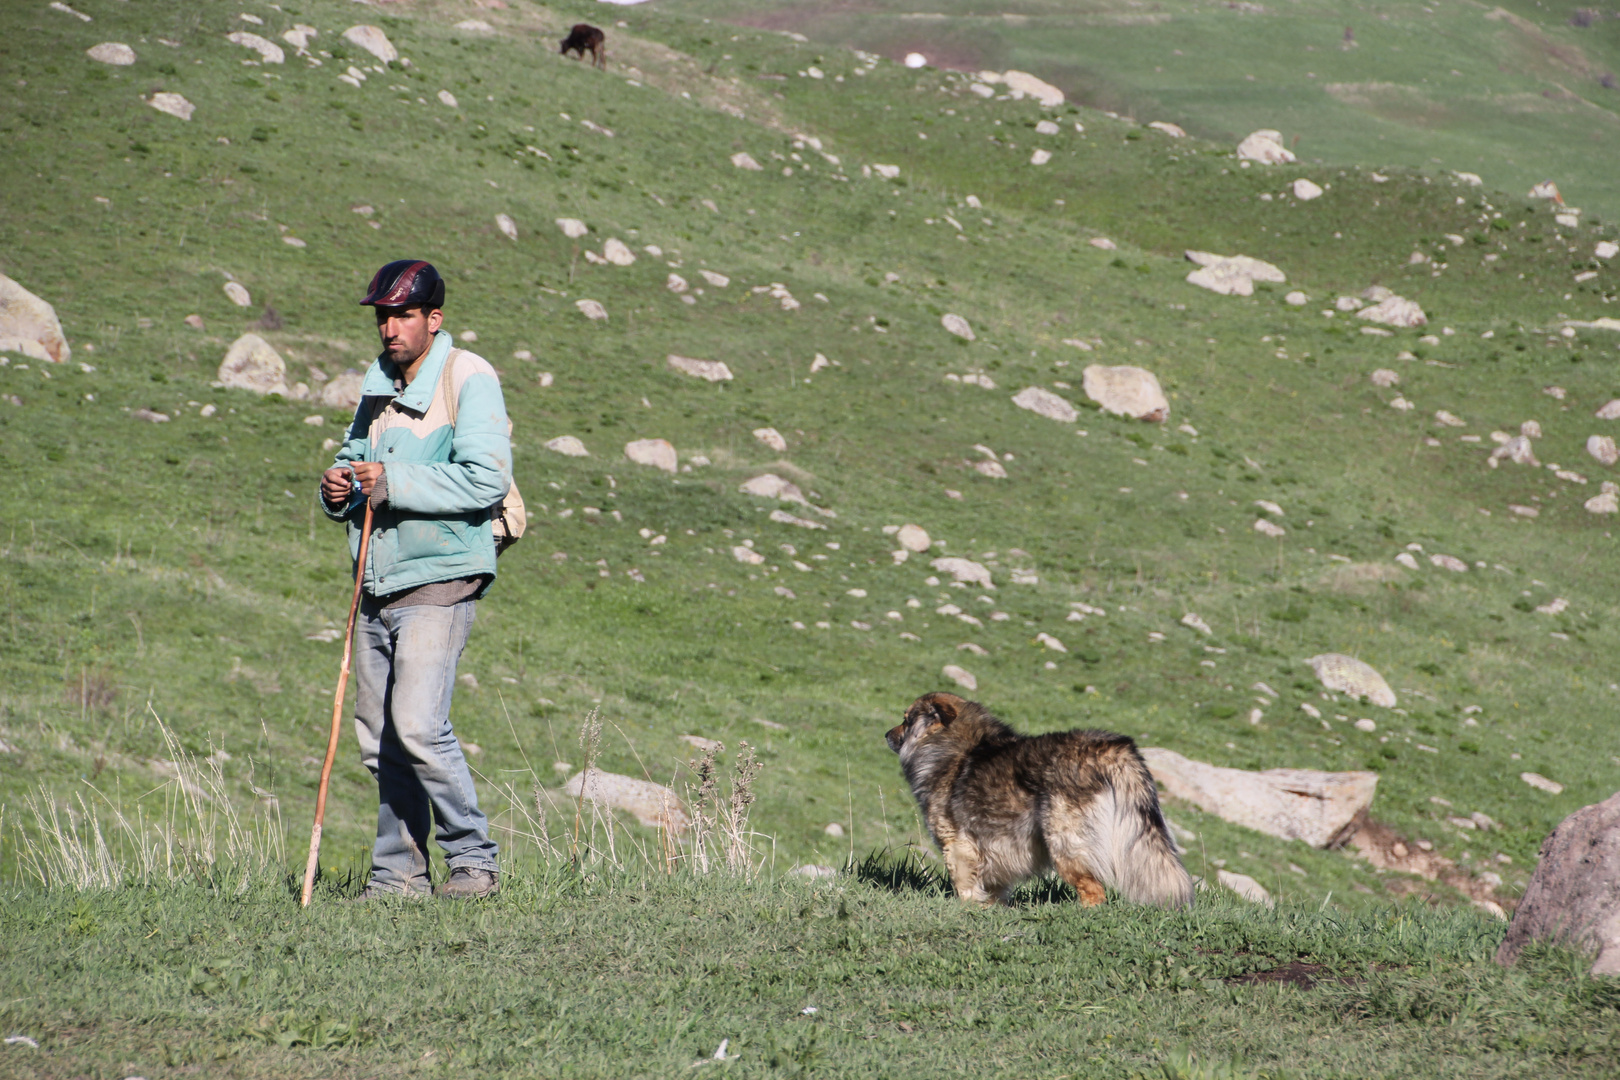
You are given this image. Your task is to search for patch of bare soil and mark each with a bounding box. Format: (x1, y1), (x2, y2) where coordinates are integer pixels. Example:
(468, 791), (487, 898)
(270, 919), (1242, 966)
(1351, 819), (1512, 915)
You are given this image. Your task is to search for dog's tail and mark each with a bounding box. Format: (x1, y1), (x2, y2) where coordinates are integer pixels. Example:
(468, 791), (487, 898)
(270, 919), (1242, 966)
(1083, 745), (1195, 908)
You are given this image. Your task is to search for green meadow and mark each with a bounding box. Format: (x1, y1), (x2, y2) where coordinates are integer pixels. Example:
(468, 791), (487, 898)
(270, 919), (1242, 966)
(1, 0), (1618, 1074)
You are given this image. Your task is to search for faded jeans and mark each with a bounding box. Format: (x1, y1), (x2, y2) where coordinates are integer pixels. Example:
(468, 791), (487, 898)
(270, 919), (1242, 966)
(353, 598), (498, 893)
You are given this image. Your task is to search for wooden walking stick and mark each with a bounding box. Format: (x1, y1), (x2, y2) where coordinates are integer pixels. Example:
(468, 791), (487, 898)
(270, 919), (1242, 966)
(301, 499), (375, 907)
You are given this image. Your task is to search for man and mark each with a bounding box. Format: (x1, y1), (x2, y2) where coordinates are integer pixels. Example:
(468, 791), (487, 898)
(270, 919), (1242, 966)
(319, 259), (511, 899)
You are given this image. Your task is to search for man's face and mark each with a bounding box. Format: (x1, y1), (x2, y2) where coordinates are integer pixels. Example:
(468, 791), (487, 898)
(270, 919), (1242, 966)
(374, 305), (442, 366)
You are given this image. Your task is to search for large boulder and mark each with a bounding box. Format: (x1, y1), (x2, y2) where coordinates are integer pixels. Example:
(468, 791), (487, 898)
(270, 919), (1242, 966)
(0, 273), (71, 363)
(318, 369), (364, 409)
(561, 769), (689, 831)
(342, 25), (398, 63)
(625, 438), (677, 473)
(1082, 365), (1169, 422)
(1236, 129), (1295, 165)
(1305, 653), (1396, 707)
(218, 334), (288, 395)
(1140, 748), (1378, 848)
(1185, 251), (1287, 297)
(1497, 790), (1620, 976)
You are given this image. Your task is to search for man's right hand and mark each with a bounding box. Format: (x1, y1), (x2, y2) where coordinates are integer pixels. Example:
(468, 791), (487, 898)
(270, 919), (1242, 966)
(321, 466), (355, 507)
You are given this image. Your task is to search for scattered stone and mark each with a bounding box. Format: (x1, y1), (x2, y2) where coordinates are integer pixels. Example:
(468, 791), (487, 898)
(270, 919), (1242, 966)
(824, 822), (845, 837)
(872, 164), (901, 180)
(575, 299), (607, 321)
(438, 90), (459, 108)
(752, 427), (786, 452)
(1148, 121), (1187, 137)
(283, 24), (317, 50)
(1585, 490), (1618, 514)
(1596, 241), (1619, 261)
(1235, 129), (1295, 164)
(342, 24), (398, 63)
(1035, 119), (1061, 135)
(941, 313), (975, 340)
(1535, 597), (1568, 616)
(1254, 518), (1285, 538)
(87, 42), (135, 65)
(1528, 180), (1563, 203)
(1181, 612), (1212, 635)
(931, 557), (994, 588)
(146, 92), (195, 121)
(941, 664), (978, 691)
(896, 524), (931, 552)
(1184, 250), (1286, 296)
(1292, 178), (1323, 201)
(0, 273), (71, 363)
(1370, 369), (1399, 387)
(1430, 554), (1468, 572)
(1489, 436), (1539, 468)
(603, 238), (636, 266)
(1081, 365), (1168, 422)
(1395, 552), (1420, 570)
(731, 152), (763, 171)
(1217, 869), (1275, 908)
(1434, 410), (1465, 427)
(132, 408), (170, 423)
(1035, 632), (1066, 652)
(556, 218), (588, 239)
(769, 509), (825, 530)
(1305, 653), (1396, 707)
(1496, 790), (1620, 976)
(1521, 772), (1565, 795)
(1089, 237), (1117, 251)
(740, 474), (809, 505)
(666, 273), (688, 294)
(218, 334), (287, 396)
(1389, 396), (1414, 411)
(625, 438), (677, 473)
(1588, 435), (1619, 466)
(227, 31), (284, 64)
(302, 414), (324, 427)
(545, 435), (589, 457)
(974, 459), (1007, 478)
(1001, 70), (1064, 106)
(1597, 400), (1620, 421)
(495, 213), (517, 241)
(667, 355), (732, 382)
(1357, 295), (1427, 328)
(733, 545), (765, 565)
(1141, 748), (1377, 848)
(1546, 385), (1568, 400)
(562, 770), (689, 831)
(1030, 149), (1052, 166)
(1012, 386), (1078, 423)
(1335, 295), (1363, 312)
(1285, 290), (1308, 306)
(1522, 420), (1543, 439)
(699, 270), (730, 288)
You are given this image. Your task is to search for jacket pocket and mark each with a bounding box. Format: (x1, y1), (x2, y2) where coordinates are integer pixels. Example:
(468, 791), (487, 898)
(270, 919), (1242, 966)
(394, 514), (472, 561)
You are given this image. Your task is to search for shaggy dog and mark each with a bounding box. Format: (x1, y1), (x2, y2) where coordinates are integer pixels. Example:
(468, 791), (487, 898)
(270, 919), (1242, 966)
(887, 692), (1193, 907)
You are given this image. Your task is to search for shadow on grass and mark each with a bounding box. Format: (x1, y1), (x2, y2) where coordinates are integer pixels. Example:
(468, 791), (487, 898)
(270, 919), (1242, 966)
(850, 848), (1086, 906)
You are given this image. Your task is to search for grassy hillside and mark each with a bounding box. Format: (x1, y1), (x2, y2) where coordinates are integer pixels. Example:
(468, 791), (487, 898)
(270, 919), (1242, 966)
(679, 0), (1620, 223)
(3, 0), (1620, 915)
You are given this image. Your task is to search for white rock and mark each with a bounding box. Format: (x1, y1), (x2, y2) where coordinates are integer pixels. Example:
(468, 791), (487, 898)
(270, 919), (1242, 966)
(824, 822), (845, 838)
(1254, 499), (1283, 516)
(1141, 748), (1378, 848)
(283, 25), (318, 50)
(1529, 180), (1563, 201)
(1082, 365), (1168, 422)
(1305, 653), (1396, 707)
(872, 164), (901, 179)
(667, 355), (732, 382)
(941, 313), (975, 340)
(146, 92), (195, 121)
(625, 439), (677, 473)
(752, 427), (787, 452)
(733, 545), (765, 565)
(562, 770), (689, 831)
(1490, 436), (1539, 468)
(556, 217), (589, 239)
(222, 281), (252, 308)
(730, 152), (763, 171)
(1035, 120), (1061, 136)
(1030, 149), (1052, 166)
(1434, 410), (1465, 428)
(1536, 597), (1568, 616)
(545, 435), (590, 458)
(1395, 552), (1420, 570)
(437, 90), (459, 109)
(575, 299), (608, 321)
(1587, 435), (1619, 466)
(342, 25), (398, 63)
(1596, 241), (1619, 261)
(455, 19), (495, 32)
(1522, 420), (1543, 438)
(494, 213), (517, 241)
(1001, 70), (1064, 106)
(302, 414), (325, 427)
(769, 509), (824, 530)
(319, 369), (364, 409)
(699, 270), (730, 288)
(1235, 129), (1295, 165)
(1217, 869), (1274, 908)
(1370, 369), (1400, 387)
(1181, 612), (1212, 635)
(1353, 718), (1377, 733)
(974, 459), (1008, 478)
(896, 524), (931, 553)
(1148, 121), (1187, 137)
(602, 238), (636, 266)
(1292, 178), (1323, 201)
(227, 32), (284, 64)
(1430, 554), (1468, 572)
(739, 474), (809, 506)
(218, 334), (287, 396)
(1335, 295), (1363, 312)
(1357, 295), (1427, 328)
(1012, 386), (1078, 423)
(0, 273), (71, 363)
(1035, 632), (1066, 653)
(86, 42), (135, 65)
(1284, 290), (1308, 306)
(666, 273), (688, 294)
(904, 52), (927, 68)
(1184, 251), (1286, 296)
(1254, 519), (1285, 538)
(1521, 772), (1564, 795)
(1089, 237), (1117, 251)
(1586, 491), (1619, 514)
(941, 664), (978, 691)
(931, 557), (994, 589)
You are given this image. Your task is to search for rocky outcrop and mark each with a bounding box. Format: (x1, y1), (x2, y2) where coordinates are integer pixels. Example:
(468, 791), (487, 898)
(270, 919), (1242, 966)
(342, 24), (398, 63)
(1236, 129), (1295, 164)
(1141, 748), (1377, 848)
(1082, 365), (1168, 422)
(218, 334), (287, 395)
(1184, 251), (1286, 296)
(0, 273), (71, 363)
(1497, 790), (1620, 976)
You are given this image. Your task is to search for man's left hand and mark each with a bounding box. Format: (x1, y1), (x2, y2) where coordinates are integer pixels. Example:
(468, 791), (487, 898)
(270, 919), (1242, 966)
(350, 461), (385, 496)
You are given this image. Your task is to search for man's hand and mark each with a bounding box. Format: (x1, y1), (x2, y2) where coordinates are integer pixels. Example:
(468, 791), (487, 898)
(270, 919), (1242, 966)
(321, 463), (385, 505)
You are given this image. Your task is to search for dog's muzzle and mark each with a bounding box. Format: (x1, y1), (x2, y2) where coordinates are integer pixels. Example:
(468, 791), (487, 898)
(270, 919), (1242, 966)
(885, 724), (905, 753)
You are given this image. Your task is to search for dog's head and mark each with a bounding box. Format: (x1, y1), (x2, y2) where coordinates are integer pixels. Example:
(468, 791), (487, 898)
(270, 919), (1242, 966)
(886, 692), (967, 754)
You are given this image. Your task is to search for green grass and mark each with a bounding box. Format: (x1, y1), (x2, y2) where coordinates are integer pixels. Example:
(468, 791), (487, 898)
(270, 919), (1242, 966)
(3, 864), (1618, 1078)
(2, 0), (1620, 1070)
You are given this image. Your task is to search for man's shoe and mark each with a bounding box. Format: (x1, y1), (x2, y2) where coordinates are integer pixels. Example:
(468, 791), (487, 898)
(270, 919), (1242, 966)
(435, 867), (499, 899)
(350, 881), (430, 902)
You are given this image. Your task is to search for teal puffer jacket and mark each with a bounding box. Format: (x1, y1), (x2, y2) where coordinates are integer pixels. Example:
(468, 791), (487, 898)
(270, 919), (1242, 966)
(320, 330), (512, 597)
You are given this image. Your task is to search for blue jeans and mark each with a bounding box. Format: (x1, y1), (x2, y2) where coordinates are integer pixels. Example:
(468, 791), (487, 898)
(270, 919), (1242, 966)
(353, 599), (498, 893)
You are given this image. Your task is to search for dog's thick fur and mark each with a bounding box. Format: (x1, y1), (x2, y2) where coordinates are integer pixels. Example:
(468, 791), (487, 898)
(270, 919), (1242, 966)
(887, 693), (1193, 908)
(559, 24), (606, 70)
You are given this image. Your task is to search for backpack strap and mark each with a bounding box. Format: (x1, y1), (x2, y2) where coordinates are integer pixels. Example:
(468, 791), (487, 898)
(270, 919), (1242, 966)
(438, 347), (464, 430)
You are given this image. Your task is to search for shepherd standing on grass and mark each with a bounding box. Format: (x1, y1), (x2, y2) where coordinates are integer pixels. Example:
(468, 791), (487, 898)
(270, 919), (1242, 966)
(317, 259), (511, 900)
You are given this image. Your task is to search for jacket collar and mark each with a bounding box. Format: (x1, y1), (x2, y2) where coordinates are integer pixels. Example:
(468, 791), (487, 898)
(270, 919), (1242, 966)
(360, 329), (452, 412)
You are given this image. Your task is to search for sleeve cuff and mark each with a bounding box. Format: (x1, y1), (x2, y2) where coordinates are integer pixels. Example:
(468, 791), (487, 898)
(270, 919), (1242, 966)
(369, 467), (389, 510)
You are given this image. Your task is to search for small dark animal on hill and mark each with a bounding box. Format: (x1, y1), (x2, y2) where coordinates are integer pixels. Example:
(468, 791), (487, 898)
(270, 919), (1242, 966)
(886, 692), (1194, 908)
(560, 24), (606, 70)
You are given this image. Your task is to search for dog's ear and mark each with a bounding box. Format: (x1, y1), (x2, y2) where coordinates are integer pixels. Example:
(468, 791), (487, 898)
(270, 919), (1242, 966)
(910, 692), (962, 727)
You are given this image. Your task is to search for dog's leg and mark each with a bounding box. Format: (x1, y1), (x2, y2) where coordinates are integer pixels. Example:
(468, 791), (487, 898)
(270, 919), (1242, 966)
(942, 837), (994, 906)
(1053, 854), (1107, 906)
